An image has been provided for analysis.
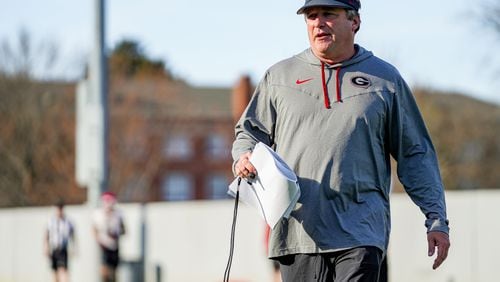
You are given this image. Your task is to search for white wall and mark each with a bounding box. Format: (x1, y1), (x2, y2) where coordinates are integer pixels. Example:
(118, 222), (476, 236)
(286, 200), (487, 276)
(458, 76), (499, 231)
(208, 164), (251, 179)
(0, 190), (499, 282)
(389, 190), (500, 282)
(0, 200), (272, 282)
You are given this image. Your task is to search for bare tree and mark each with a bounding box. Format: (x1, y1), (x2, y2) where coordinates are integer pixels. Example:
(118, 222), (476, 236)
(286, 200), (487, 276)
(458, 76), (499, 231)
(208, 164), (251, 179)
(0, 30), (84, 207)
(482, 1), (500, 38)
(0, 28), (58, 79)
(0, 36), (179, 206)
(107, 76), (180, 202)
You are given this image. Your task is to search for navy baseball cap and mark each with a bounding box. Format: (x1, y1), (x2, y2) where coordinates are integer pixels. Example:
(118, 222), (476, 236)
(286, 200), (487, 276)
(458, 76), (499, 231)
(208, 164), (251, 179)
(297, 0), (361, 14)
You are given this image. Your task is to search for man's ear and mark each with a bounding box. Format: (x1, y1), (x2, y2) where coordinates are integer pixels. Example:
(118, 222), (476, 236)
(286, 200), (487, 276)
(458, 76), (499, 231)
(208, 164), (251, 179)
(352, 16), (361, 32)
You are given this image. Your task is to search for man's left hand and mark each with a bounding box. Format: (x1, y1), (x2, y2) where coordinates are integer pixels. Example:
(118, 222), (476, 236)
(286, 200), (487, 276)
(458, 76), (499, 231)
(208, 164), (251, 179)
(427, 231), (450, 270)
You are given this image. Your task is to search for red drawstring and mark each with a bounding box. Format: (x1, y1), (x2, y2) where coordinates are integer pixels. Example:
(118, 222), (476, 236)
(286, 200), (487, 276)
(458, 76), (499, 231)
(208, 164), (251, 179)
(335, 67), (342, 103)
(321, 62), (342, 109)
(320, 61), (331, 109)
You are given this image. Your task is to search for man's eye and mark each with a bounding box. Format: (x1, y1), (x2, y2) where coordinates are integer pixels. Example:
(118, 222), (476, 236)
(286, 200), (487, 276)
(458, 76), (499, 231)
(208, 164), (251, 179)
(306, 13), (317, 20)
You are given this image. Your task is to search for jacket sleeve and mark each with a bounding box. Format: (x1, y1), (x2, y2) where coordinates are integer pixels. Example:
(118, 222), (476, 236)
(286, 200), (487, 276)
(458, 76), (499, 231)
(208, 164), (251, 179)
(231, 72), (276, 174)
(388, 78), (450, 234)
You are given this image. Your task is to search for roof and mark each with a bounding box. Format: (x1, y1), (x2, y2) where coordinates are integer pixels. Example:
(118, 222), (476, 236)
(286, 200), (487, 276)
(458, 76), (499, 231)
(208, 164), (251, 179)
(110, 78), (233, 120)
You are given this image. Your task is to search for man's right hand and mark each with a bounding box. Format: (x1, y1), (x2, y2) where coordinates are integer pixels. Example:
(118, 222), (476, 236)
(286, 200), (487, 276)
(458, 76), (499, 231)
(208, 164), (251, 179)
(235, 152), (257, 179)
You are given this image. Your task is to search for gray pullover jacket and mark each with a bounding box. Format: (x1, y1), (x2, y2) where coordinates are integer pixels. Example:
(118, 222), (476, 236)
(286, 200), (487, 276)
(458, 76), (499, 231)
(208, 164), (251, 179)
(232, 45), (449, 258)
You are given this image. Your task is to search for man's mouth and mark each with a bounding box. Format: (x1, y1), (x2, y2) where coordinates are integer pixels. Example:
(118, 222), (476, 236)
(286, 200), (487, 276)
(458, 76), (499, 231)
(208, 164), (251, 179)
(316, 32), (331, 39)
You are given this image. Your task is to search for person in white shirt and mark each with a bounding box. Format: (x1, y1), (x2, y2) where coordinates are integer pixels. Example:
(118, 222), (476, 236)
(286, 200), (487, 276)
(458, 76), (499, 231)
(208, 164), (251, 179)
(44, 201), (75, 282)
(93, 192), (126, 282)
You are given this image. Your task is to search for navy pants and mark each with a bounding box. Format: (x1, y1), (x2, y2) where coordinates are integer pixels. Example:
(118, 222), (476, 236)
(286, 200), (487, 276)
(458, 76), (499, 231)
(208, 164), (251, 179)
(277, 246), (383, 282)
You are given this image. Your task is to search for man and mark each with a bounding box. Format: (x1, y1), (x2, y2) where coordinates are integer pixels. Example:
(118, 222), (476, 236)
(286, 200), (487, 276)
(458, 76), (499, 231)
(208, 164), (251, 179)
(231, 0), (450, 281)
(93, 192), (126, 282)
(45, 201), (75, 282)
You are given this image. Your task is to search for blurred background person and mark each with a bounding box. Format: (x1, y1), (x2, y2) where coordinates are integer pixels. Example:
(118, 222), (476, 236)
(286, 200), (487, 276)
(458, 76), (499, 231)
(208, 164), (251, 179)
(93, 192), (126, 282)
(44, 200), (76, 282)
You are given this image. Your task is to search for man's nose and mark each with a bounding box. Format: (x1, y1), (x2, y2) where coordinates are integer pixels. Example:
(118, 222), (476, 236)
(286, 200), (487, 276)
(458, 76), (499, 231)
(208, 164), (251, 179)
(312, 16), (325, 27)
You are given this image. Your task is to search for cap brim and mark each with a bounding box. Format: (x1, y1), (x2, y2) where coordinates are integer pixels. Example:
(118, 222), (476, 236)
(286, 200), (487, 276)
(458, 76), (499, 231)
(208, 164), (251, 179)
(297, 1), (354, 14)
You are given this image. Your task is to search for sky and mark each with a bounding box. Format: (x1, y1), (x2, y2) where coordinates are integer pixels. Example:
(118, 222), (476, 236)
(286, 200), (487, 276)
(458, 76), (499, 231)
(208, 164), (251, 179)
(1, 0), (499, 105)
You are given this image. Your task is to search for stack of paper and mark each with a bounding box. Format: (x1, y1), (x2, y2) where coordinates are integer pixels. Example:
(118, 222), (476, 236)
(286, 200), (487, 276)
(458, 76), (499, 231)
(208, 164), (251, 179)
(228, 142), (301, 229)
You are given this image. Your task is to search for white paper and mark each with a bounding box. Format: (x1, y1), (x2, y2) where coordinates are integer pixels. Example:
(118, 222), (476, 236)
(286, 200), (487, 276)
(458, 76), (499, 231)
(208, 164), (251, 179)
(228, 142), (300, 229)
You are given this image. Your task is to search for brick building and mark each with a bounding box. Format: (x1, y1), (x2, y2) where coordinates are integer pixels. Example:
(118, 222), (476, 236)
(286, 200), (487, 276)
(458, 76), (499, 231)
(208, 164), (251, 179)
(107, 76), (253, 203)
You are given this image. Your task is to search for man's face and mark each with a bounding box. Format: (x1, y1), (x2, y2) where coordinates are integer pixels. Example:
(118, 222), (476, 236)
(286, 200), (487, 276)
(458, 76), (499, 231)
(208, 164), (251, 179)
(102, 195), (116, 211)
(305, 7), (359, 59)
(56, 206), (64, 218)
(102, 198), (116, 211)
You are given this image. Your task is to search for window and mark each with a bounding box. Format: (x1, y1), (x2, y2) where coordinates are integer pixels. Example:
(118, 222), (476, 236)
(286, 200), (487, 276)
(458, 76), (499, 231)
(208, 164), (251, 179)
(161, 172), (194, 201)
(205, 174), (229, 200)
(205, 134), (229, 159)
(163, 134), (192, 160)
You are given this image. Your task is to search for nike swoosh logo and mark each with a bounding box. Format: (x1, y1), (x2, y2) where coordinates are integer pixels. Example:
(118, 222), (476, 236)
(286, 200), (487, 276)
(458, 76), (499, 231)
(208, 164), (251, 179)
(296, 78), (313, 84)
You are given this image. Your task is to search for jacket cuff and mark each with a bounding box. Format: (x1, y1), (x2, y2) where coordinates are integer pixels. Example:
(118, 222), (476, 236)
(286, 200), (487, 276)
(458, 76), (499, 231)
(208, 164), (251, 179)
(231, 159), (239, 176)
(425, 218), (450, 234)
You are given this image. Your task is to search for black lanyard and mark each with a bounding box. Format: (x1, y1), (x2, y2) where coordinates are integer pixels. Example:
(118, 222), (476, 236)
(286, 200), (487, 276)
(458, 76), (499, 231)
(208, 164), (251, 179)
(223, 177), (242, 282)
